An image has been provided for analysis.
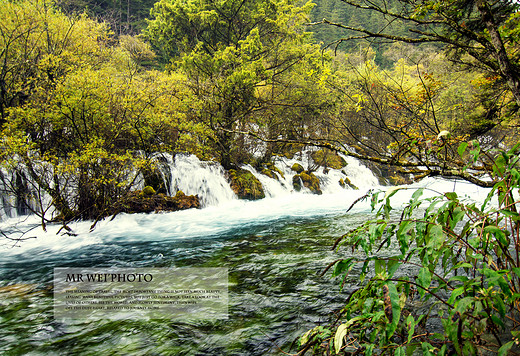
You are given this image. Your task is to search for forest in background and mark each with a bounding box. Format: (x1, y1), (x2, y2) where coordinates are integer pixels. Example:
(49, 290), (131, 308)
(1, 0), (518, 222)
(1, 0), (520, 354)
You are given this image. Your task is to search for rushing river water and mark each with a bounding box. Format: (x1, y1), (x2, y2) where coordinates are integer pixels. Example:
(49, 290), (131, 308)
(0, 152), (488, 355)
(0, 194), (372, 355)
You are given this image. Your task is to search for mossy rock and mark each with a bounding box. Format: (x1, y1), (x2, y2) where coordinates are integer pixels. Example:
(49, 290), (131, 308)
(228, 169), (265, 200)
(142, 166), (167, 194)
(261, 168), (278, 180)
(311, 149), (347, 170)
(143, 186), (156, 196)
(260, 163), (284, 180)
(293, 171), (322, 195)
(272, 166), (284, 179)
(291, 163), (305, 174)
(265, 162), (284, 179)
(339, 177), (358, 190)
(171, 190), (201, 210)
(108, 189), (200, 216)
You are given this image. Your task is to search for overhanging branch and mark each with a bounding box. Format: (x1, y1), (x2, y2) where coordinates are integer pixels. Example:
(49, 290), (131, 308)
(225, 128), (495, 187)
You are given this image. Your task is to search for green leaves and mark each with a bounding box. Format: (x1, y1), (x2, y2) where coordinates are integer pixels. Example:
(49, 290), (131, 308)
(417, 267), (432, 297)
(457, 142), (468, 157)
(484, 225), (509, 248)
(384, 282), (401, 338)
(332, 258), (355, 277)
(302, 143), (520, 355)
(498, 341), (514, 356)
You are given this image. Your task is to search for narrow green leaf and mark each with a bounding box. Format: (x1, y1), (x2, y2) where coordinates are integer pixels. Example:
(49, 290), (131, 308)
(458, 142), (468, 157)
(491, 314), (505, 329)
(484, 225), (509, 248)
(411, 188), (424, 202)
(375, 259), (385, 275)
(449, 275), (469, 283)
(364, 343), (375, 356)
(397, 221), (414, 254)
(387, 259), (400, 277)
(497, 276), (512, 297)
(405, 344), (418, 356)
(445, 192), (458, 201)
(482, 268), (512, 297)
(385, 282), (401, 338)
(499, 209), (520, 221)
(333, 258), (354, 277)
(300, 329), (312, 346)
(334, 323), (348, 354)
(438, 344), (447, 356)
(421, 342), (434, 356)
(394, 346), (406, 356)
(512, 267), (520, 278)
(455, 262), (473, 269)
(470, 140), (480, 163)
(406, 315), (415, 344)
(462, 342), (476, 355)
(498, 341), (514, 356)
(427, 225), (445, 249)
(417, 267), (432, 297)
(450, 207), (465, 228)
(455, 296), (474, 313)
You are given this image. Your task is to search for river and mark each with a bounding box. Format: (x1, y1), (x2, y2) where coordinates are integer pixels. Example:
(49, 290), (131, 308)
(0, 154), (486, 355)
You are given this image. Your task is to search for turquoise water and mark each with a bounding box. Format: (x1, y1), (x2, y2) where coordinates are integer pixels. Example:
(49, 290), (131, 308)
(0, 207), (370, 355)
(0, 177), (487, 355)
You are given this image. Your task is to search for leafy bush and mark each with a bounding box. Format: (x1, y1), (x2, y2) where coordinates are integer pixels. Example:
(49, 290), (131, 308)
(299, 142), (520, 355)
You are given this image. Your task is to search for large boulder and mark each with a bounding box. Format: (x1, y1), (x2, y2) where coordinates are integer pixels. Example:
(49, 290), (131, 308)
(291, 163), (305, 174)
(228, 169), (265, 200)
(293, 171), (322, 195)
(110, 189), (200, 215)
(260, 162), (284, 180)
(142, 165), (168, 194)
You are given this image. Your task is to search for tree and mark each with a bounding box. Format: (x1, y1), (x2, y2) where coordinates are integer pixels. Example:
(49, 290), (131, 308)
(242, 0), (518, 187)
(311, 0), (520, 107)
(0, 1), (208, 223)
(0, 0), (109, 126)
(298, 143), (520, 355)
(293, 1), (520, 353)
(146, 0), (331, 169)
(1, 64), (195, 221)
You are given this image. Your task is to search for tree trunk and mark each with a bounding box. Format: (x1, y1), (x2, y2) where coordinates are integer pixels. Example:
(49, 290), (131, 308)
(477, 0), (520, 107)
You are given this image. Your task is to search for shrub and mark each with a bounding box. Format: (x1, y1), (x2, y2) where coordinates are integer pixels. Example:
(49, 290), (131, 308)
(299, 143), (520, 355)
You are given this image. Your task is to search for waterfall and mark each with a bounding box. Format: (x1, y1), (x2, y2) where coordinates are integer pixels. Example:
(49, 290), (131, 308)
(239, 164), (290, 198)
(166, 154), (237, 207)
(0, 168), (48, 221)
(159, 149), (380, 206)
(0, 149), (381, 222)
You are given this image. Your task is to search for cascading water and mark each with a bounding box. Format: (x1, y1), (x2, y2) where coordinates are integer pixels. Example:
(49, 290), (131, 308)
(0, 150), (490, 355)
(166, 153), (237, 206)
(0, 167), (48, 221)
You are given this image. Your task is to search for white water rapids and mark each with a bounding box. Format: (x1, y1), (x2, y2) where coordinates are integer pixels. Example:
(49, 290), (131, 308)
(0, 152), (494, 356)
(0, 152), (488, 257)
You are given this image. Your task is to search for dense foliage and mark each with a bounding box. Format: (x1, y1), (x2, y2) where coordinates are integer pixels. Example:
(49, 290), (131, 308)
(1, 0), (520, 353)
(299, 142), (520, 355)
(0, 0), (207, 221)
(146, 0), (330, 168)
(0, 0), (518, 222)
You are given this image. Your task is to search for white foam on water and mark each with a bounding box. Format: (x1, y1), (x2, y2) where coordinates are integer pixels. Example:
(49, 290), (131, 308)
(0, 151), (494, 259)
